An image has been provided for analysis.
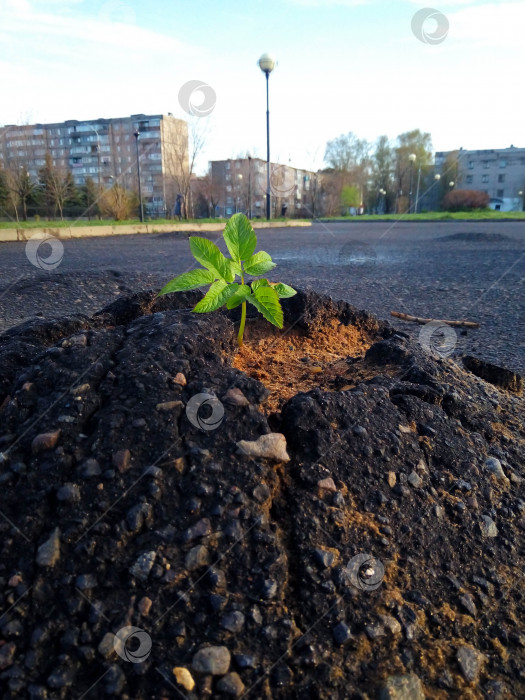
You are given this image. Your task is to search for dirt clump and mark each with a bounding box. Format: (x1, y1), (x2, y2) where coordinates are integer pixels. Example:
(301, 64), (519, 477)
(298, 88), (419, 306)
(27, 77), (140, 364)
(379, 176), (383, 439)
(0, 289), (523, 699)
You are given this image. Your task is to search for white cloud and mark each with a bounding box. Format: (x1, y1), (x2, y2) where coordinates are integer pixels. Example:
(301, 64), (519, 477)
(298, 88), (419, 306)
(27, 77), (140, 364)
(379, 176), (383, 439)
(0, 0), (191, 54)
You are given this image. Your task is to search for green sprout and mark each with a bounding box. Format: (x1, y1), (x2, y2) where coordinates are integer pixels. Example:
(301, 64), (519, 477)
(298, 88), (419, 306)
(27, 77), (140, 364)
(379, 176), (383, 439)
(158, 213), (296, 347)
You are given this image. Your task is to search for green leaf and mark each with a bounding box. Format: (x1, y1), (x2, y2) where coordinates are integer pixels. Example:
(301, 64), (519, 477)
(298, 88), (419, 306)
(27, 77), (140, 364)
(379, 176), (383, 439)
(223, 213), (257, 262)
(158, 269), (215, 295)
(272, 282), (297, 299)
(251, 278), (269, 292)
(230, 260), (242, 277)
(193, 281), (239, 313)
(226, 284), (251, 309)
(244, 251), (276, 276)
(189, 236), (234, 282)
(247, 285), (283, 328)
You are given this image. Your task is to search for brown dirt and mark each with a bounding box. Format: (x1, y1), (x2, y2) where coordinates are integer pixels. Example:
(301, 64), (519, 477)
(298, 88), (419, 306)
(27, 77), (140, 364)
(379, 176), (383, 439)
(234, 318), (381, 413)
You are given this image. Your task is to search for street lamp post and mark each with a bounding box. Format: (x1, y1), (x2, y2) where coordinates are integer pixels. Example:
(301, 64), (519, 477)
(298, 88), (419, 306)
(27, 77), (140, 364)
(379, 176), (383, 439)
(408, 153), (416, 214)
(519, 189), (524, 212)
(434, 173), (441, 211)
(258, 53), (276, 221)
(236, 173), (243, 214)
(134, 130), (144, 223)
(378, 188), (386, 214)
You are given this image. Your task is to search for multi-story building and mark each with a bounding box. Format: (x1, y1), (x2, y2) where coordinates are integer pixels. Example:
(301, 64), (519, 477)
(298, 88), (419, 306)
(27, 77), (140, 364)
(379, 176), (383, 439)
(435, 146), (525, 212)
(209, 157), (318, 218)
(0, 114), (188, 216)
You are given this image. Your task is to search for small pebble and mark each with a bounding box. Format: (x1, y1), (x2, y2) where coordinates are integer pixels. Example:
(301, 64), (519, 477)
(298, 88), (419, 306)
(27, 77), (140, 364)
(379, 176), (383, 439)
(216, 672), (245, 697)
(112, 449), (131, 473)
(36, 528), (60, 567)
(31, 429), (60, 454)
(192, 646), (231, 675)
(172, 373), (187, 386)
(318, 477), (337, 492)
(236, 433), (290, 462)
(172, 667), (194, 691)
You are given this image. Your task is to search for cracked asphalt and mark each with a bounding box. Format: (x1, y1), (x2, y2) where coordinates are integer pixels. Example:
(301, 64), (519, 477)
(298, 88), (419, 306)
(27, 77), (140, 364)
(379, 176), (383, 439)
(0, 220), (523, 373)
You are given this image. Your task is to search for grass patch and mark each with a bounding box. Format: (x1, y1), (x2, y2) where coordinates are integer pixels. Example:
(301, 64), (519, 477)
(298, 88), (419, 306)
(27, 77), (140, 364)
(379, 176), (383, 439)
(320, 210), (525, 222)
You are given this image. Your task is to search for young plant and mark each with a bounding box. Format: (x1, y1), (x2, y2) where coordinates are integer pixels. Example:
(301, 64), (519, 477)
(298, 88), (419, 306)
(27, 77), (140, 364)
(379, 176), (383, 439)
(158, 213), (296, 347)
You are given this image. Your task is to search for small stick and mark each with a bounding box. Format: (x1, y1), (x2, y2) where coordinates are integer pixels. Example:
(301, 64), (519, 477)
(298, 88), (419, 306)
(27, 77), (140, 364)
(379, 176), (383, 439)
(390, 311), (480, 328)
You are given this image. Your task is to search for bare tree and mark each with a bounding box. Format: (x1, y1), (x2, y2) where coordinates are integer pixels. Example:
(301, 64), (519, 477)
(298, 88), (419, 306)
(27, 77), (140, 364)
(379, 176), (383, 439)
(163, 116), (209, 219)
(38, 153), (75, 220)
(99, 184), (138, 221)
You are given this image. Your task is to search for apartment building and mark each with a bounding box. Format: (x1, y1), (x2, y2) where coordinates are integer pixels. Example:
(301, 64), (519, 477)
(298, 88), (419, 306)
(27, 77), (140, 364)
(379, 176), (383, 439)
(209, 157), (318, 218)
(435, 146), (525, 212)
(0, 114), (188, 215)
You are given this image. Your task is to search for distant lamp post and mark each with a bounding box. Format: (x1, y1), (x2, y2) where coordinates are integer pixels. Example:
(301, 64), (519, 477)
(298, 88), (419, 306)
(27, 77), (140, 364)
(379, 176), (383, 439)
(434, 173), (441, 211)
(236, 173), (243, 213)
(134, 130), (144, 223)
(518, 189), (524, 212)
(258, 53), (276, 221)
(408, 153), (416, 213)
(378, 188), (386, 214)
(449, 181), (455, 188)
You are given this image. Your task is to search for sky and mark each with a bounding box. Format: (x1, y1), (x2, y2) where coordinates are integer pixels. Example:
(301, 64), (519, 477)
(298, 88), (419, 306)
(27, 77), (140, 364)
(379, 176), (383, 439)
(0, 0), (523, 174)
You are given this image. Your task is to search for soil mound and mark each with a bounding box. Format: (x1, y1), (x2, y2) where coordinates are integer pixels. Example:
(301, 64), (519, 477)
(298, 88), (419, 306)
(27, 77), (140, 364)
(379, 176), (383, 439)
(0, 289), (523, 699)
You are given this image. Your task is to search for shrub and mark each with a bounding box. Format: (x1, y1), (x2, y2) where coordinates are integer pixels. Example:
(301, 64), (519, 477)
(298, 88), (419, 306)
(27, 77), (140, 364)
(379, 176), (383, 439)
(442, 189), (490, 212)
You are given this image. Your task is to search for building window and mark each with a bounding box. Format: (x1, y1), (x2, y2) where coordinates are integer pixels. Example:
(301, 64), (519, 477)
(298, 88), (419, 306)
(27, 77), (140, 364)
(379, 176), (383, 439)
(499, 160), (507, 168)
(466, 175), (473, 184)
(468, 161), (474, 169)
(497, 189), (504, 197)
(498, 174), (505, 183)
(235, 161), (240, 168)
(482, 174), (489, 183)
(482, 161), (489, 169)
(225, 162), (230, 170)
(226, 185), (232, 192)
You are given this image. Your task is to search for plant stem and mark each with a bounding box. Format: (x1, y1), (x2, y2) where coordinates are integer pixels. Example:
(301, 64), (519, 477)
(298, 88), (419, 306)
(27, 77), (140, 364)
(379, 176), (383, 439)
(238, 302), (246, 348)
(238, 266), (246, 348)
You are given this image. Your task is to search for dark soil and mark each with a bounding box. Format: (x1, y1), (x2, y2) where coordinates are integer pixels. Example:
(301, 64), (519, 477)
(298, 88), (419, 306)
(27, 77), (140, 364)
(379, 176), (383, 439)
(0, 289), (523, 699)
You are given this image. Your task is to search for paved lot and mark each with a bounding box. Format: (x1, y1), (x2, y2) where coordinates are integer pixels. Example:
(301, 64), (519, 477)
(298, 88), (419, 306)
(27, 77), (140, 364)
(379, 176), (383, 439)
(0, 220), (523, 372)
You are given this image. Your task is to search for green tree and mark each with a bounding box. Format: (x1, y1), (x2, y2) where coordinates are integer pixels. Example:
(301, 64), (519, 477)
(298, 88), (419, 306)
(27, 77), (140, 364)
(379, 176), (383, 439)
(394, 129), (433, 213)
(80, 177), (100, 219)
(370, 135), (394, 212)
(324, 132), (370, 214)
(0, 169), (9, 215)
(341, 185), (361, 212)
(324, 132), (370, 173)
